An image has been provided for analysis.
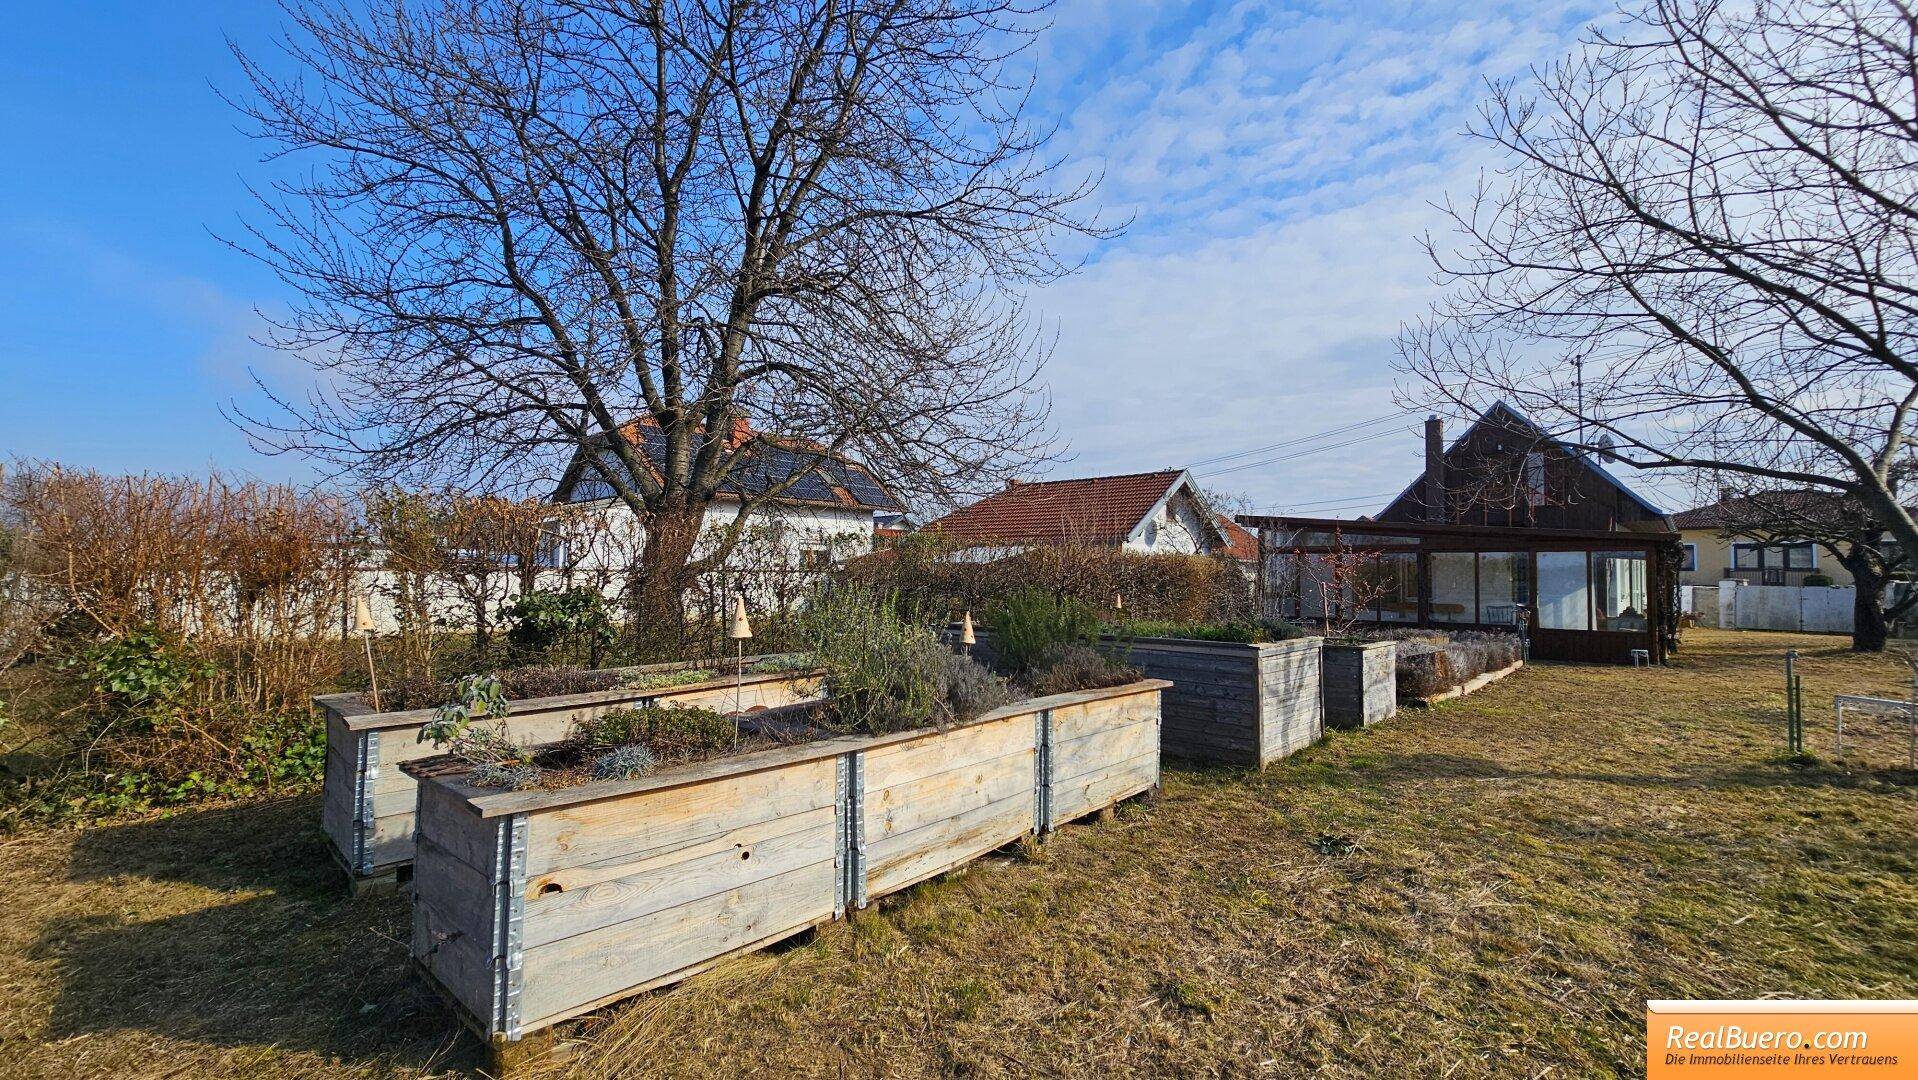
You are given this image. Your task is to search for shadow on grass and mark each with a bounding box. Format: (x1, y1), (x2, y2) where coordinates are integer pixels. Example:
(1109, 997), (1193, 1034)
(1162, 751), (1915, 796)
(39, 795), (480, 1074)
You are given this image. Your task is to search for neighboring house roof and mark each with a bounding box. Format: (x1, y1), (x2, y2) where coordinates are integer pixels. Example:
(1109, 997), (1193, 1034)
(1379, 400), (1670, 522)
(553, 418), (903, 513)
(920, 469), (1220, 549)
(1216, 514), (1258, 563)
(1673, 490), (1910, 533)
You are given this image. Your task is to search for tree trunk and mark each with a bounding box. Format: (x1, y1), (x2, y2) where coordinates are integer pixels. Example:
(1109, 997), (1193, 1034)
(472, 592), (490, 650)
(631, 503), (704, 658)
(1842, 551), (1890, 653)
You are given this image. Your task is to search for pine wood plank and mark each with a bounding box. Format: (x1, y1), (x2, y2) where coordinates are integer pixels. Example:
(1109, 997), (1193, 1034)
(522, 818), (836, 950)
(521, 757), (837, 877)
(516, 860), (834, 1026)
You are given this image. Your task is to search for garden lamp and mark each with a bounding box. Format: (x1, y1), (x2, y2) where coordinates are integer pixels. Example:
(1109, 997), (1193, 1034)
(354, 595), (381, 711)
(728, 596), (752, 746)
(1114, 592), (1124, 612)
(960, 610), (976, 656)
(728, 595), (753, 641)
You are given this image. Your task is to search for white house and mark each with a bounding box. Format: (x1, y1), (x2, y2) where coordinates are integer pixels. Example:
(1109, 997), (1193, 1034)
(550, 418), (903, 581)
(917, 469), (1253, 566)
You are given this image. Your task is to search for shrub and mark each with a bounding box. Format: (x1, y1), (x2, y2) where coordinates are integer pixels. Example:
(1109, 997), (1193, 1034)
(1030, 643), (1144, 695)
(1121, 618), (1309, 644)
(796, 586), (944, 733)
(1368, 629), (1523, 699)
(929, 649), (1018, 722)
(65, 627), (214, 733)
(841, 535), (1254, 625)
(505, 587), (616, 660)
(573, 704), (736, 762)
(1803, 573), (1834, 587)
(993, 589), (1101, 675)
(1396, 649), (1458, 699)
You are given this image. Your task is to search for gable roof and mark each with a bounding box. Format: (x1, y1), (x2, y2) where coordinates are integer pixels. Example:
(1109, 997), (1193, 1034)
(1215, 514), (1258, 562)
(1378, 400), (1668, 521)
(920, 469), (1206, 548)
(554, 419), (903, 513)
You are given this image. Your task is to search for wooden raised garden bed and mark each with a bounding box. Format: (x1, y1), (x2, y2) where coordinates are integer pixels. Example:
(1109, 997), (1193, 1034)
(403, 679), (1167, 1058)
(1321, 640), (1397, 729)
(315, 657), (822, 892)
(1403, 657), (1525, 707)
(954, 627), (1324, 768)
(1107, 636), (1323, 767)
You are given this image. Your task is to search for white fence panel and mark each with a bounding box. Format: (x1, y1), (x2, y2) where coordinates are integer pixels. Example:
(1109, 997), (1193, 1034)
(1711, 581), (1854, 634)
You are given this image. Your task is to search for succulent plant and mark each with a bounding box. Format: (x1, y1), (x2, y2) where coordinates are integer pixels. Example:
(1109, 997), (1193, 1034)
(591, 744), (658, 782)
(467, 761), (542, 790)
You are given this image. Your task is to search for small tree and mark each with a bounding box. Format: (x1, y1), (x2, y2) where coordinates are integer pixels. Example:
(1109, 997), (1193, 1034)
(1290, 531), (1394, 641)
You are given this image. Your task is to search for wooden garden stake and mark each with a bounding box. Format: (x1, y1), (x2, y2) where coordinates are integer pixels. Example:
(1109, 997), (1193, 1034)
(355, 595), (381, 711)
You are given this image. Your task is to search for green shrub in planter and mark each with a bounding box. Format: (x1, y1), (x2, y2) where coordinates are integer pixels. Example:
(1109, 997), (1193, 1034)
(992, 589), (1101, 675)
(1802, 573), (1834, 587)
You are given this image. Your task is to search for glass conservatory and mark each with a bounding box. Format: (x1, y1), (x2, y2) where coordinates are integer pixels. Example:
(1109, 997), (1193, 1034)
(1237, 516), (1679, 665)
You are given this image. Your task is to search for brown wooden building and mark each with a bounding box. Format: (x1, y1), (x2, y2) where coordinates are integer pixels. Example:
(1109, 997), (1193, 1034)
(1240, 403), (1681, 664)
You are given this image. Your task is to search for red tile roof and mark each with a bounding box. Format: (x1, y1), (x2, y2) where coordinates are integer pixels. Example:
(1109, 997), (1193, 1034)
(1672, 490), (1833, 530)
(1216, 514), (1258, 562)
(920, 470), (1187, 548)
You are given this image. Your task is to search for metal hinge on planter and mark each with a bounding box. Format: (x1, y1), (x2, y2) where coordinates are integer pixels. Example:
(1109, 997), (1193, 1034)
(491, 813), (528, 1040)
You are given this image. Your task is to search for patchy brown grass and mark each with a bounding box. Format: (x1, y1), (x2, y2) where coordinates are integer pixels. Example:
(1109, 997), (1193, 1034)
(1, 630), (1912, 1078)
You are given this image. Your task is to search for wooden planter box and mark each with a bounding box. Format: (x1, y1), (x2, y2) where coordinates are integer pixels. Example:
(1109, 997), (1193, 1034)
(1104, 636), (1323, 767)
(404, 679), (1167, 1054)
(315, 657), (822, 892)
(952, 627), (1323, 768)
(1322, 641), (1397, 729)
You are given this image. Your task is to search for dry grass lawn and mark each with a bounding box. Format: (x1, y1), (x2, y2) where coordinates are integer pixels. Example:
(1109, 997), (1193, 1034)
(2, 629), (1913, 1078)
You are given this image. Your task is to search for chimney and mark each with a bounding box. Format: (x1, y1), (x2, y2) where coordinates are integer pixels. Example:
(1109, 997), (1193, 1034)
(1424, 415), (1446, 523)
(725, 416), (753, 449)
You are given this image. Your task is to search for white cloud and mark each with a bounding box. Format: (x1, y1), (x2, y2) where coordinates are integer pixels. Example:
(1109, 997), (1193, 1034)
(1022, 0), (1616, 512)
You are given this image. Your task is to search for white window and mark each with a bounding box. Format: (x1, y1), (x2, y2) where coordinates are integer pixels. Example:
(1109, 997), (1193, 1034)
(1523, 452), (1547, 507)
(1733, 542), (1815, 571)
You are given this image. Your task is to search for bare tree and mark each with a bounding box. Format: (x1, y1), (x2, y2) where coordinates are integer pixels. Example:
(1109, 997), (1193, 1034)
(226, 0), (1101, 640)
(1398, 0), (1918, 566)
(1702, 483), (1914, 649)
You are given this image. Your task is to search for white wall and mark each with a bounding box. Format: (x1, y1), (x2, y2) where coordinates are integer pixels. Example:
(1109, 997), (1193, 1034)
(1125, 487), (1210, 555)
(344, 498), (878, 634)
(566, 497), (876, 572)
(1694, 580), (1855, 634)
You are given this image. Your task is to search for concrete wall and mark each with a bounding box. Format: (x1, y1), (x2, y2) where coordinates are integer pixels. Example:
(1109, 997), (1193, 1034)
(1685, 580), (1854, 634)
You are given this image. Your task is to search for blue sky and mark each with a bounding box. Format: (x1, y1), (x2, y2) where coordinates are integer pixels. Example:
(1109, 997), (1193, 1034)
(0, 1), (1688, 514)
